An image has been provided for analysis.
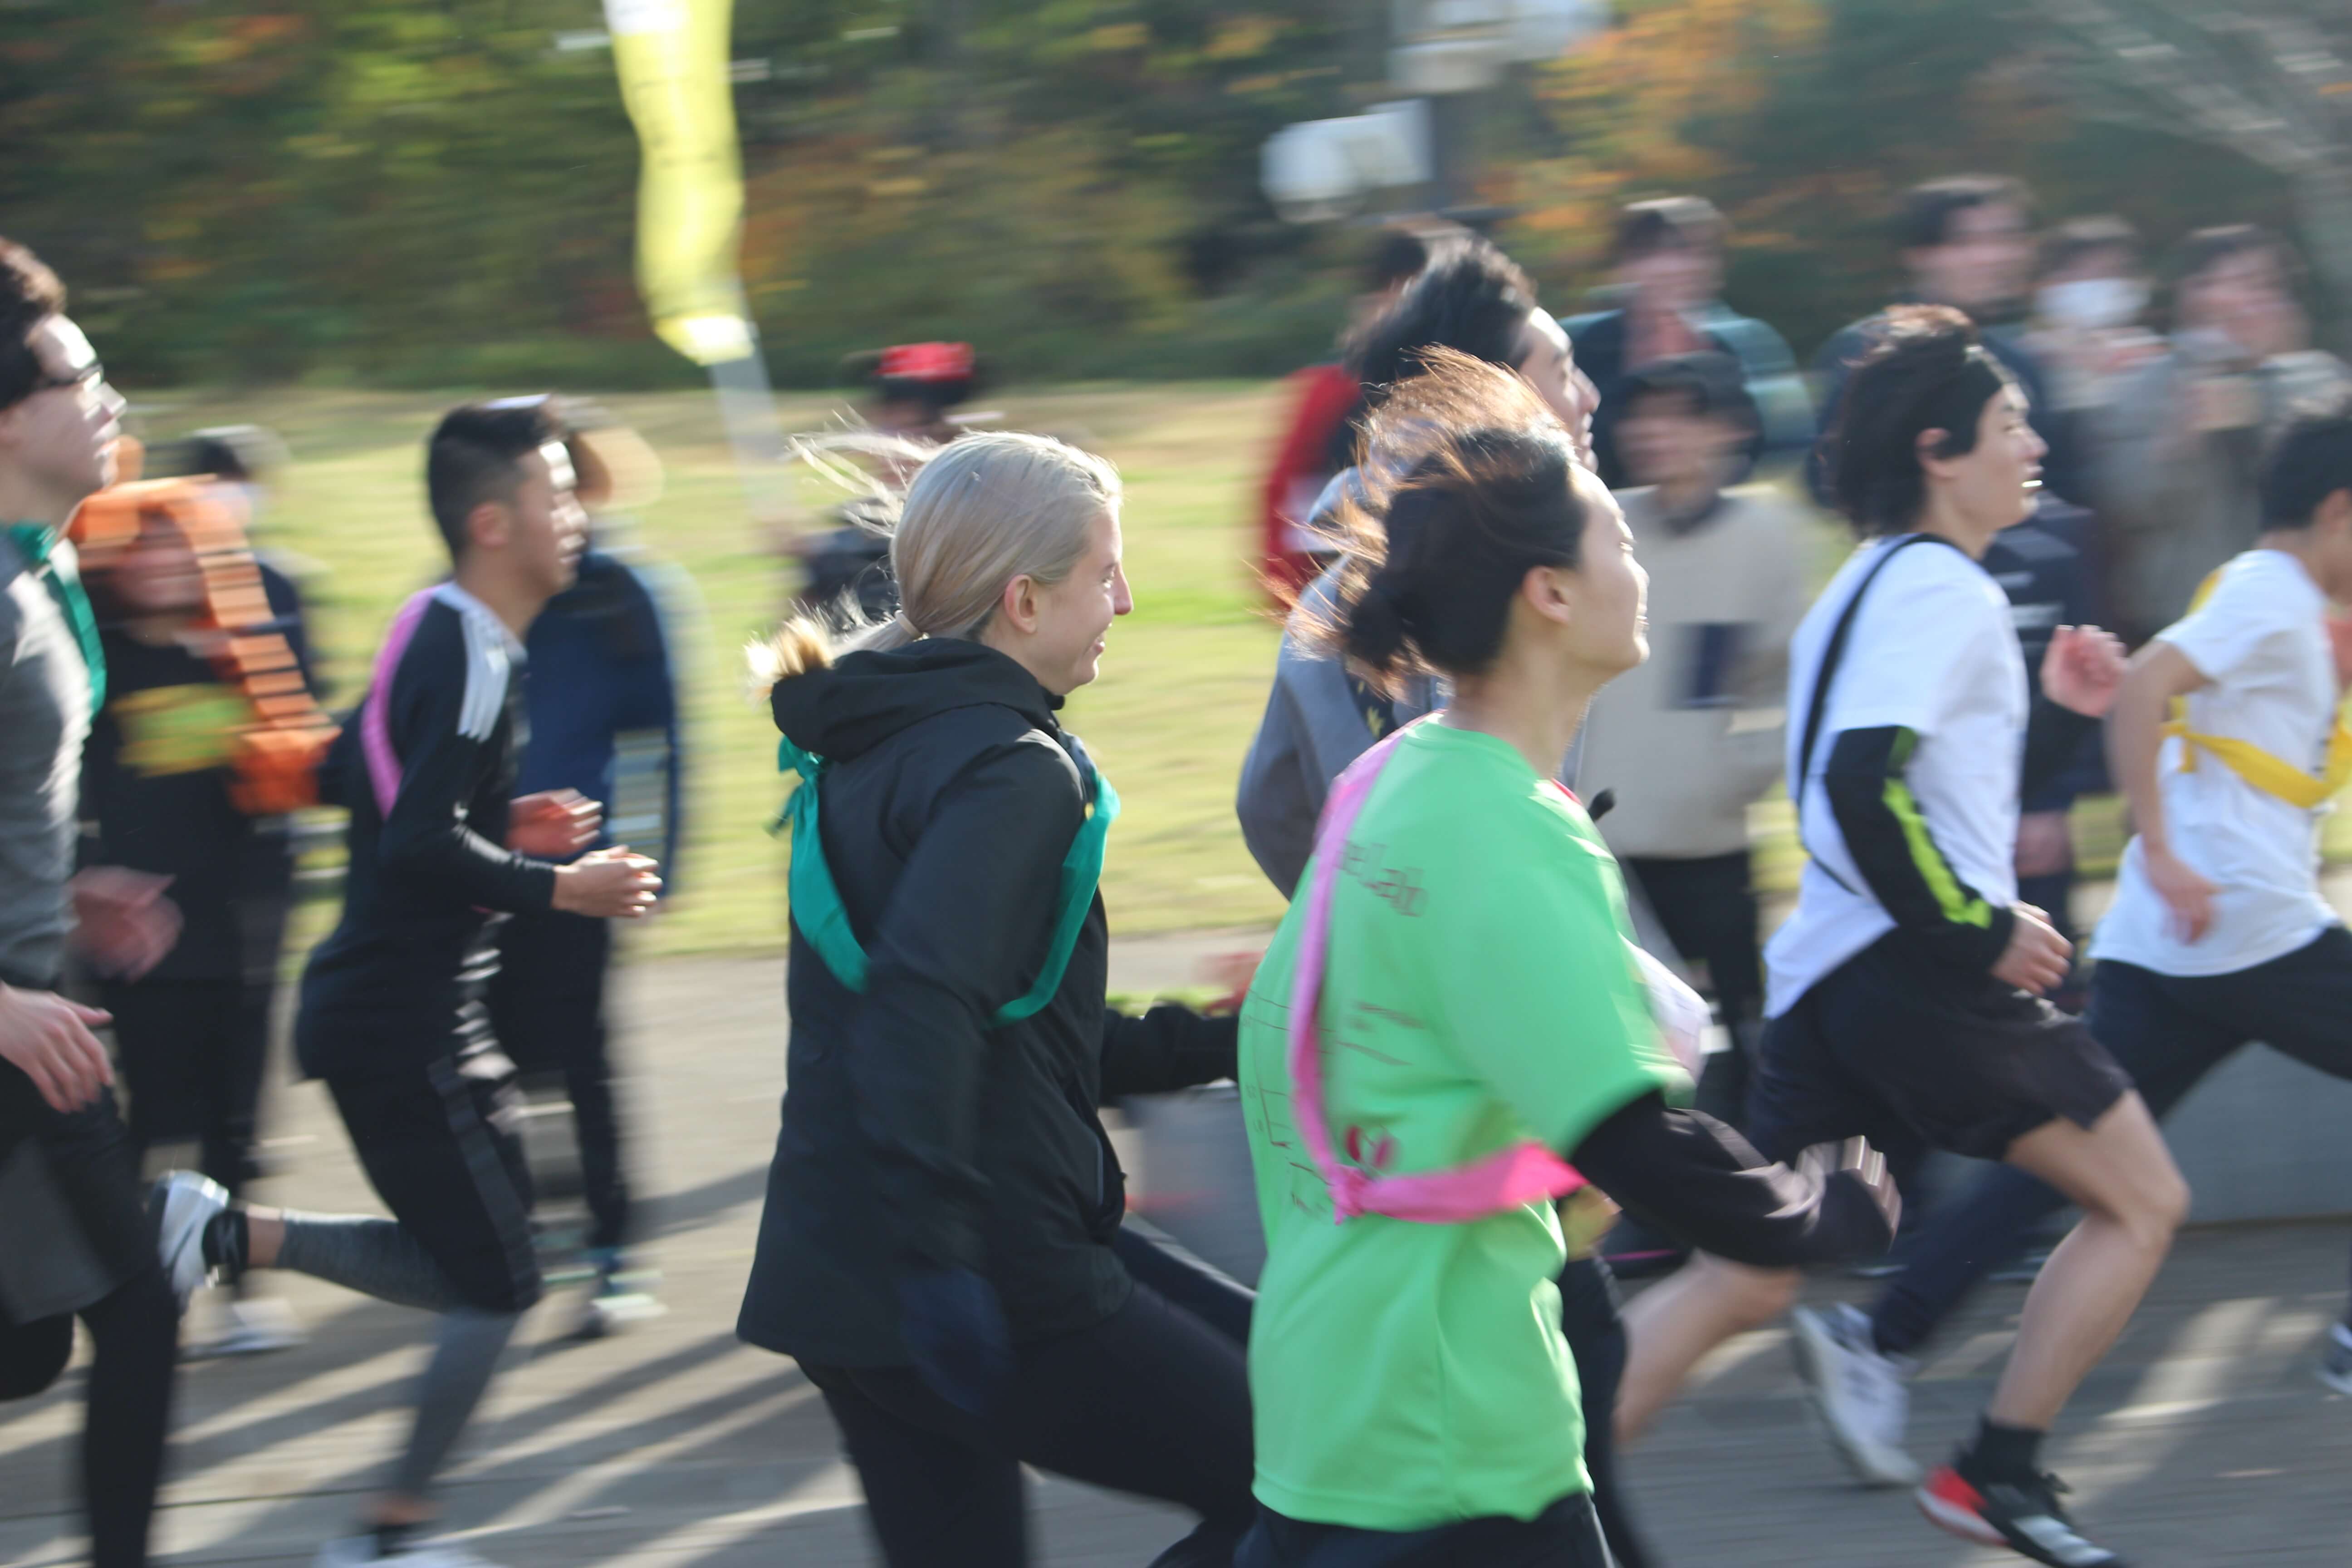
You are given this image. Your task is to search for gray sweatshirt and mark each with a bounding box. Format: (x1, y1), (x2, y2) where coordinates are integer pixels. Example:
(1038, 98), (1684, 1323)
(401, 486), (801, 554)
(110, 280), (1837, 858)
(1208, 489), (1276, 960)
(1578, 485), (1808, 862)
(0, 532), (91, 987)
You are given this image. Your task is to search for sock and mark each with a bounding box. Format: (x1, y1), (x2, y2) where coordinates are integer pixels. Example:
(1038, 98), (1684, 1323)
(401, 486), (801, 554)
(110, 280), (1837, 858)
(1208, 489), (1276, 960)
(201, 1210), (249, 1281)
(1959, 1417), (2045, 1485)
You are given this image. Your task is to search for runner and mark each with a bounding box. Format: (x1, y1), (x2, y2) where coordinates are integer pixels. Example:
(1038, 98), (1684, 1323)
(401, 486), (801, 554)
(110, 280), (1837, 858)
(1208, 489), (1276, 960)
(1232, 349), (1897, 1568)
(1798, 395), (2352, 1477)
(1238, 234), (1598, 897)
(1256, 220), (1461, 602)
(78, 478), (323, 1357)
(1235, 239), (1690, 1564)
(1613, 306), (2186, 1568)
(736, 431), (1255, 1568)
(486, 411), (685, 1338)
(0, 233), (185, 1568)
(154, 397), (662, 1568)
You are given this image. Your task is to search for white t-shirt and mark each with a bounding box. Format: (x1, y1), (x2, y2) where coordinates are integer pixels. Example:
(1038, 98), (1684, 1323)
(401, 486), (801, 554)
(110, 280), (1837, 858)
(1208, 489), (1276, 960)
(2092, 549), (2339, 977)
(1764, 536), (2027, 1016)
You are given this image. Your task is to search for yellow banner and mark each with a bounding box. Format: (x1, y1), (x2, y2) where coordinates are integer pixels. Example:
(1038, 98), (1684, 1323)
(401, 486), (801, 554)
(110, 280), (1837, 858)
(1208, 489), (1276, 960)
(605, 0), (752, 365)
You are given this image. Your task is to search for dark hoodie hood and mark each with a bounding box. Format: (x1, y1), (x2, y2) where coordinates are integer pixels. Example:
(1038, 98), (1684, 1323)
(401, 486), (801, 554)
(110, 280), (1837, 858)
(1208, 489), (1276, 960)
(770, 637), (1063, 762)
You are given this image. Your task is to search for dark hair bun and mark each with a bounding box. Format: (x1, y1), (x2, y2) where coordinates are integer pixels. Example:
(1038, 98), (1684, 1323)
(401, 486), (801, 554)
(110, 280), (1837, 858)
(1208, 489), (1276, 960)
(1343, 572), (1414, 672)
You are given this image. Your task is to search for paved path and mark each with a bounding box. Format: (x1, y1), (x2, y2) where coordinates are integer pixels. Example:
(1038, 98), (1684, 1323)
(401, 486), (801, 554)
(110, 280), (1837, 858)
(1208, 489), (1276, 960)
(5, 951), (2351, 1566)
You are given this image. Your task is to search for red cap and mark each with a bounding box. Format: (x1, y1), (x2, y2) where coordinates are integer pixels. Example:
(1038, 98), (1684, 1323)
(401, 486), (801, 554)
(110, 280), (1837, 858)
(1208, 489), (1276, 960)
(878, 342), (974, 383)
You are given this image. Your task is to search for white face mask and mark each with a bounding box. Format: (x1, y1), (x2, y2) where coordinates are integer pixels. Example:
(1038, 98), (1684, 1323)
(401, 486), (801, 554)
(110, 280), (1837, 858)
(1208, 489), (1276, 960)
(2037, 276), (2148, 330)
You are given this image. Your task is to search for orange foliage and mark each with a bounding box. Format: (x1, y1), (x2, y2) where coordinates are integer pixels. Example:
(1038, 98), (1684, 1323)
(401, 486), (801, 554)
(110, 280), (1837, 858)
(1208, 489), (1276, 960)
(1506, 0), (1823, 276)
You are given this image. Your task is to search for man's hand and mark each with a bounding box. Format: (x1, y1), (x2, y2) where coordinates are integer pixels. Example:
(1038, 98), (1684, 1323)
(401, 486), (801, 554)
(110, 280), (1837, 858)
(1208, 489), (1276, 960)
(510, 789), (601, 858)
(2041, 625), (2128, 718)
(2144, 843), (2217, 944)
(69, 868), (182, 980)
(0, 985), (113, 1113)
(551, 846), (661, 919)
(1991, 902), (2073, 995)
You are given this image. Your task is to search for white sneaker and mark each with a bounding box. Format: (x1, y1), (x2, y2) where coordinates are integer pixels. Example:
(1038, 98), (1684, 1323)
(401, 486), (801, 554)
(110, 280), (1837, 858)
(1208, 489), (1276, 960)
(573, 1286), (666, 1340)
(190, 1296), (306, 1358)
(1790, 1302), (1920, 1487)
(150, 1171), (229, 1308)
(313, 1535), (504, 1567)
(2318, 1321), (2352, 1395)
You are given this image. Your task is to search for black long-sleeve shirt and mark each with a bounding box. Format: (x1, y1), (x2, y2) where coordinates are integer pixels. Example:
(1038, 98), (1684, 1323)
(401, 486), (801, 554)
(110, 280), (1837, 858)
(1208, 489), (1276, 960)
(295, 583), (557, 1078)
(1570, 1092), (1894, 1268)
(1819, 696), (2096, 976)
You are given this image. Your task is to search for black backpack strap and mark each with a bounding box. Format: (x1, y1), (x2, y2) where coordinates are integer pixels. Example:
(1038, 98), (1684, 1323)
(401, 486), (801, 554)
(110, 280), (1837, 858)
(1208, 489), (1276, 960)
(1793, 534), (1960, 890)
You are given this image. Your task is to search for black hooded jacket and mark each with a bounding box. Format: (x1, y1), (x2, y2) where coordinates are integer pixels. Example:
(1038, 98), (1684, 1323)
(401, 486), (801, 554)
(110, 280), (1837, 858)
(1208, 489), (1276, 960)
(736, 638), (1238, 1366)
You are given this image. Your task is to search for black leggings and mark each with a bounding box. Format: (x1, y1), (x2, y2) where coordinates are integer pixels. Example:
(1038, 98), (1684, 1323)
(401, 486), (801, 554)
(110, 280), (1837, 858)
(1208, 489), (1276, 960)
(1237, 1491), (1617, 1567)
(1555, 1256), (1650, 1568)
(106, 975), (273, 1199)
(803, 1270), (1255, 1568)
(488, 911), (629, 1251)
(0, 1267), (181, 1568)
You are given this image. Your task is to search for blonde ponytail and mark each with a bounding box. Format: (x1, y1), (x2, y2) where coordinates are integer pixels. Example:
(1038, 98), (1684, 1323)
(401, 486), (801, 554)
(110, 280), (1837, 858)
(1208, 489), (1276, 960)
(749, 430), (1119, 696)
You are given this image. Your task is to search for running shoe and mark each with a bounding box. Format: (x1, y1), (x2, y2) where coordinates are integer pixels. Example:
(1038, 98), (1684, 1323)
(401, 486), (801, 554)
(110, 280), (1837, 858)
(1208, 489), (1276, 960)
(151, 1171), (229, 1308)
(571, 1250), (666, 1340)
(1916, 1465), (2126, 1566)
(1789, 1302), (1920, 1486)
(188, 1296), (306, 1358)
(2318, 1320), (2352, 1395)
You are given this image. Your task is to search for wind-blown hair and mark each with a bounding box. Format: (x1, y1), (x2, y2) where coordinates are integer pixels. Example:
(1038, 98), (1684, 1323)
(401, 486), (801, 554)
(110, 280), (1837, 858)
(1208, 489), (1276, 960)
(750, 430), (1121, 691)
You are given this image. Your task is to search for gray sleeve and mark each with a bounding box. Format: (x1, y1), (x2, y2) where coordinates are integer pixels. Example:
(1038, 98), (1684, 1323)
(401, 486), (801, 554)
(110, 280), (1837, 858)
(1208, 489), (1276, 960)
(1237, 577), (1386, 899)
(1236, 645), (1318, 899)
(2090, 356), (2185, 529)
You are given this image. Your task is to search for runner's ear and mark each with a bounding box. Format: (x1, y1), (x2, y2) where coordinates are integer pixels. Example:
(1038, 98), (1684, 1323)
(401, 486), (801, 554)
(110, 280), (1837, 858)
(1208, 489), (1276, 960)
(1520, 562), (1574, 627)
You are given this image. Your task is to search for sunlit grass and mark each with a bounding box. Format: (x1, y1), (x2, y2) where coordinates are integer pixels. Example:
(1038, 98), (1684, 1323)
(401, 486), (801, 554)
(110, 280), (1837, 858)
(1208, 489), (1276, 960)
(142, 381), (1291, 954)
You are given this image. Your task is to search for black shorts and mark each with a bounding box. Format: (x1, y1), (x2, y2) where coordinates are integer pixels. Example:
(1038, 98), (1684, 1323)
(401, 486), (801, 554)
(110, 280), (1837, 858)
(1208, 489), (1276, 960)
(327, 1053), (541, 1313)
(1747, 932), (2132, 1166)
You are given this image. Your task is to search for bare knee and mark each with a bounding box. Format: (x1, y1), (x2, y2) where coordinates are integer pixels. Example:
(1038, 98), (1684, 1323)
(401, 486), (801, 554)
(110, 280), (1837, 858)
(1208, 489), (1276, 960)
(2132, 1160), (2190, 1243)
(2078, 1153), (2188, 1251)
(1697, 1255), (1801, 1328)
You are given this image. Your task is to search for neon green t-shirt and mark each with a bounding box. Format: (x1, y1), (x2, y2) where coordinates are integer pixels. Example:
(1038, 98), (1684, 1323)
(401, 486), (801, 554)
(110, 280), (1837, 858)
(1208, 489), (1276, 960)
(1237, 721), (1690, 1531)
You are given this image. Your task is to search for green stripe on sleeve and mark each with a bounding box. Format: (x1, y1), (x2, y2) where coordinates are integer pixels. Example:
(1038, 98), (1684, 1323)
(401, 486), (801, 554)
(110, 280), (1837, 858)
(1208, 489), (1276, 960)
(1882, 730), (1992, 930)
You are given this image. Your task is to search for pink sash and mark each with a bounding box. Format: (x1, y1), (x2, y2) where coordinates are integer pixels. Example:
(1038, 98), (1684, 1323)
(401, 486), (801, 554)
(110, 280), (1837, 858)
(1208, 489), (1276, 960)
(1288, 721), (1587, 1225)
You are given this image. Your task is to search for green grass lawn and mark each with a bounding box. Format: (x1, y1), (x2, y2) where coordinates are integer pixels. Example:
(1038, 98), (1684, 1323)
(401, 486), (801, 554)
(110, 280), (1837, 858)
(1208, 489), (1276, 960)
(137, 381), (1295, 955)
(135, 378), (2352, 959)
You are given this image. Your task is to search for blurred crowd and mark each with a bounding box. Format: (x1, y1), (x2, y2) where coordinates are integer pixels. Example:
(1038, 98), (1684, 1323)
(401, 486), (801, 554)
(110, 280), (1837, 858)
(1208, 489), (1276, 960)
(4, 159), (2350, 1568)
(1249, 174), (2350, 1055)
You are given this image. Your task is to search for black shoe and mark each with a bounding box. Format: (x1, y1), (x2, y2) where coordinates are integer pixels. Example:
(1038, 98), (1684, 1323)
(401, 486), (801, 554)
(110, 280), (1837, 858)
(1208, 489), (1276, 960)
(1918, 1464), (2126, 1566)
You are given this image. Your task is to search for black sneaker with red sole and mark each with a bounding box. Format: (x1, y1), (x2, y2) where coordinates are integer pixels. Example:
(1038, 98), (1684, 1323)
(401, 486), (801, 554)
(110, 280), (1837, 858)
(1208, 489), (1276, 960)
(1916, 1463), (2127, 1567)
